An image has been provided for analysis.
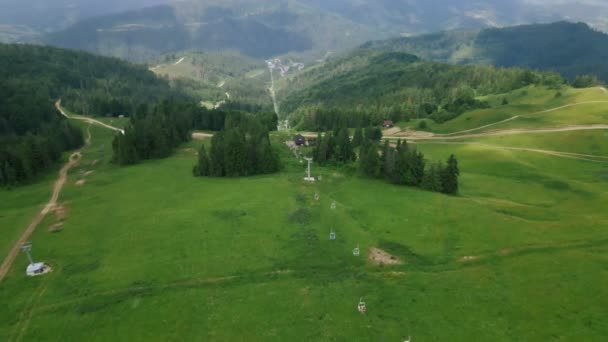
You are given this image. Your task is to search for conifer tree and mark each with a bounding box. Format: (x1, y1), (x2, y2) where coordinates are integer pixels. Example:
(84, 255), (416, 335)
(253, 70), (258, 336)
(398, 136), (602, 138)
(352, 126), (363, 147)
(422, 162), (443, 192)
(195, 144), (211, 176)
(441, 154), (460, 194)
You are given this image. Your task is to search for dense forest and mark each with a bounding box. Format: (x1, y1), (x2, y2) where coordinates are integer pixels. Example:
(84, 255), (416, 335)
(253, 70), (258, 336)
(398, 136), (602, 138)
(311, 127), (459, 194)
(281, 50), (563, 130)
(359, 140), (459, 195)
(112, 99), (278, 166)
(193, 116), (280, 178)
(362, 22), (608, 82)
(0, 80), (83, 187)
(0, 43), (184, 118)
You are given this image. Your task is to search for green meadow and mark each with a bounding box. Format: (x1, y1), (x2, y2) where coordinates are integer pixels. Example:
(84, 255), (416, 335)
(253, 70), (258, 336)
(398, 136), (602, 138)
(1, 92), (608, 340)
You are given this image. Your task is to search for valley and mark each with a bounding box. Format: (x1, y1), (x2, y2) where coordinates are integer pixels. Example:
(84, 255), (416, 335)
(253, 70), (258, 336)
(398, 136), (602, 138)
(1, 81), (608, 340)
(2, 4), (608, 340)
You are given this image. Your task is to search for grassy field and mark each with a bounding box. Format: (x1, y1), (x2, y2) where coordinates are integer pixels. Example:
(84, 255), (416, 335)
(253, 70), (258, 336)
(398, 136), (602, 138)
(401, 86), (608, 134)
(1, 96), (608, 340)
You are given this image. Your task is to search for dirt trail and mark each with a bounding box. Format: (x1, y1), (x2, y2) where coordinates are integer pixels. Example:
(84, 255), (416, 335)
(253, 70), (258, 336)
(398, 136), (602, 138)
(55, 100), (124, 134)
(440, 100), (608, 136)
(389, 124), (608, 141)
(413, 141), (608, 163)
(0, 127), (91, 284)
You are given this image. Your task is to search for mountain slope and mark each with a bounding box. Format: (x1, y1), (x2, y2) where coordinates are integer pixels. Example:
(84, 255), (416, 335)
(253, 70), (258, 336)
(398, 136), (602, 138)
(0, 43), (183, 117)
(278, 49), (563, 129)
(362, 22), (608, 81)
(33, 1), (608, 62)
(43, 3), (370, 62)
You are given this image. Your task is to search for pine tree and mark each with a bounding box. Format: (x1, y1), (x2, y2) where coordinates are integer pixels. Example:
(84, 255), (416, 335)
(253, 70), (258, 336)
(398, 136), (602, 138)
(441, 154), (460, 194)
(224, 129), (247, 177)
(422, 162), (443, 192)
(334, 128), (354, 163)
(381, 141), (396, 181)
(352, 126), (363, 147)
(209, 132), (226, 176)
(359, 141), (381, 178)
(195, 144), (211, 176)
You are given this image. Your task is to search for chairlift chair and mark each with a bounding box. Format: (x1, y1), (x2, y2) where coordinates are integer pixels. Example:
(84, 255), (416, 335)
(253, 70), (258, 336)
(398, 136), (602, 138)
(353, 245), (360, 256)
(329, 229), (336, 240)
(358, 297), (367, 313)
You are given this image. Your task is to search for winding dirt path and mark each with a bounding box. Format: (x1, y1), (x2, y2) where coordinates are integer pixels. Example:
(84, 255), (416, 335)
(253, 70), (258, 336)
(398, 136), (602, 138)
(55, 100), (124, 134)
(0, 127), (91, 284)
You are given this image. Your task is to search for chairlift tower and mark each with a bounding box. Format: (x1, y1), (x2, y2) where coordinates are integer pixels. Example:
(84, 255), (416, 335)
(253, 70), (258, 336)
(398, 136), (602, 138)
(353, 244), (360, 256)
(20, 242), (50, 277)
(329, 229), (336, 240)
(20, 243), (34, 264)
(304, 157), (315, 182)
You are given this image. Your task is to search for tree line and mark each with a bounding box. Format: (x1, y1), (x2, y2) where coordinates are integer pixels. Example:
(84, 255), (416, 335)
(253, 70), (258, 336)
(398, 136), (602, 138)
(194, 116), (280, 177)
(359, 140), (459, 194)
(112, 99), (279, 166)
(311, 126), (459, 194)
(0, 43), (187, 118)
(0, 80), (83, 187)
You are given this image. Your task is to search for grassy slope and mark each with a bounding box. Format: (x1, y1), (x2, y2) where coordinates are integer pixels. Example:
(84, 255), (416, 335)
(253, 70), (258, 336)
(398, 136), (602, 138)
(1, 107), (608, 340)
(403, 86), (608, 134)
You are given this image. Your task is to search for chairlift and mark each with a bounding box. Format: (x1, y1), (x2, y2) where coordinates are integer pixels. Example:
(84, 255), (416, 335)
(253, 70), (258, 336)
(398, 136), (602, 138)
(329, 229), (336, 240)
(358, 297), (367, 313)
(331, 200), (336, 210)
(353, 245), (360, 256)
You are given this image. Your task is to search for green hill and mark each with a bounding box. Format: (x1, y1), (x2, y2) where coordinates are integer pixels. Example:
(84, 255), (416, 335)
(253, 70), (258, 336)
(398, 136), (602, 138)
(278, 49), (563, 129)
(0, 43), (184, 186)
(362, 21), (608, 81)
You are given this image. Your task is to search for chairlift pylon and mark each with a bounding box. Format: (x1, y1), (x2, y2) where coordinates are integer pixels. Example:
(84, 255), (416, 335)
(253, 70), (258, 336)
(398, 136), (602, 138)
(353, 244), (360, 256)
(329, 229), (336, 240)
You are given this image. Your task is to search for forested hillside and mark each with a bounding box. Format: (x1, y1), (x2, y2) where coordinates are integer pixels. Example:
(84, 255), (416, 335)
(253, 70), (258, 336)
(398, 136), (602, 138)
(150, 51), (272, 111)
(0, 43), (182, 186)
(362, 22), (608, 81)
(0, 44), (184, 117)
(279, 49), (563, 130)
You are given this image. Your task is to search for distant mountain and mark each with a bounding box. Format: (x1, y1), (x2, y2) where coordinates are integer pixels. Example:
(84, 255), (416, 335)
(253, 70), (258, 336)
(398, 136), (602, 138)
(6, 1), (608, 61)
(41, 2), (374, 62)
(362, 22), (608, 81)
(0, 0), (167, 42)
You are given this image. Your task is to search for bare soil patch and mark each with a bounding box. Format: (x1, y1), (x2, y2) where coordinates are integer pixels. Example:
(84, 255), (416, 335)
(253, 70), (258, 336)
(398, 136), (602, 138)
(459, 255), (480, 262)
(368, 247), (403, 265)
(84, 170), (94, 176)
(48, 222), (64, 233)
(75, 180), (86, 186)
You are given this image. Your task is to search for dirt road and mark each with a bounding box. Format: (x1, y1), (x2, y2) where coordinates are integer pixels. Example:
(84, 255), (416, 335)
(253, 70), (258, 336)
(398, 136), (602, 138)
(412, 141), (608, 163)
(55, 100), (124, 134)
(389, 124), (608, 141)
(0, 127), (91, 284)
